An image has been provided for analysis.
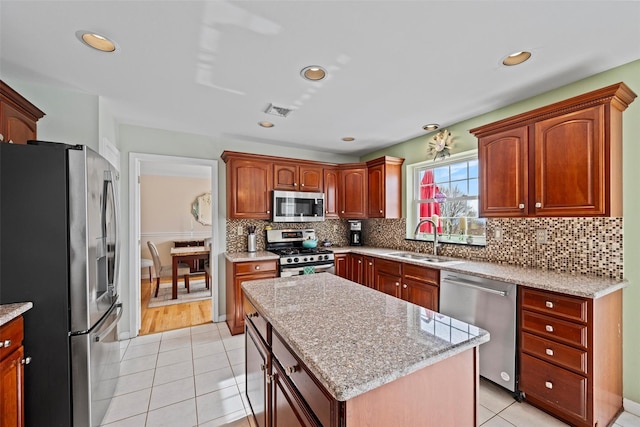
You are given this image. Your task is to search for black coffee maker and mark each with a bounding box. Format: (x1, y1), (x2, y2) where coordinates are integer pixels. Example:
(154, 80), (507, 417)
(349, 220), (363, 246)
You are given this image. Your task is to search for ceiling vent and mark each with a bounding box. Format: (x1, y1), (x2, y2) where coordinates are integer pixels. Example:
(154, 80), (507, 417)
(264, 103), (293, 118)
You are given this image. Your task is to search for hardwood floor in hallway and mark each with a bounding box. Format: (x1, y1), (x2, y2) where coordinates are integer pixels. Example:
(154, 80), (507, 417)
(139, 277), (212, 335)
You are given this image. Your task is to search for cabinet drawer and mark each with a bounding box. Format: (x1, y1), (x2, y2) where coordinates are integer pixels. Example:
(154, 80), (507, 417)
(403, 263), (439, 285)
(272, 331), (332, 427)
(520, 353), (588, 424)
(521, 288), (587, 323)
(236, 260), (277, 275)
(375, 258), (402, 276)
(521, 332), (587, 374)
(244, 297), (269, 344)
(521, 311), (587, 348)
(0, 316), (24, 361)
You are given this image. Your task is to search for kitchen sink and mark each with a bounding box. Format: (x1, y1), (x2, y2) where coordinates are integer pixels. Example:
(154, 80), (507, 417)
(387, 252), (465, 265)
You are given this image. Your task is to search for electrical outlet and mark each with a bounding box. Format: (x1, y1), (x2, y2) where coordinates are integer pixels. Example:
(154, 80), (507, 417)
(237, 226), (243, 235)
(494, 227), (503, 241)
(536, 229), (548, 244)
(333, 224), (338, 232)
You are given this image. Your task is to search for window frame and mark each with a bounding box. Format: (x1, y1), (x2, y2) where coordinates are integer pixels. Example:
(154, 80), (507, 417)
(405, 149), (486, 246)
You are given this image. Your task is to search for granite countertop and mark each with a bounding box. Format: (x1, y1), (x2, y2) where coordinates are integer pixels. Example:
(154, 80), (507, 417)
(224, 251), (279, 262)
(242, 273), (489, 401)
(0, 302), (33, 326)
(330, 246), (626, 299)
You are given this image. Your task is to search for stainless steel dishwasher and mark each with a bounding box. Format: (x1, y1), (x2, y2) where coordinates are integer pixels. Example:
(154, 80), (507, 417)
(439, 271), (518, 394)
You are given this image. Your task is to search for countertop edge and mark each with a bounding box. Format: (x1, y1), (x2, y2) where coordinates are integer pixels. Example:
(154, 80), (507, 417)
(224, 251), (279, 262)
(0, 302), (33, 326)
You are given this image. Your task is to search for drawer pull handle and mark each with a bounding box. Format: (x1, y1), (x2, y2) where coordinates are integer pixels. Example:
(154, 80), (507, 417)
(260, 364), (266, 371)
(545, 348), (554, 356)
(545, 381), (553, 389)
(545, 301), (554, 309)
(545, 325), (554, 333)
(21, 356), (32, 365)
(285, 365), (298, 376)
(1, 339), (11, 348)
(266, 374), (274, 384)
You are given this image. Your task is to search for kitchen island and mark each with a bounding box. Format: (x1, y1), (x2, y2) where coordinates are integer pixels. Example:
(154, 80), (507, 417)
(242, 273), (489, 426)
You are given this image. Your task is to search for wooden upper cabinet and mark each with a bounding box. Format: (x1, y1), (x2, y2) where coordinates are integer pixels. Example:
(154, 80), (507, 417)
(1, 81), (45, 145)
(339, 165), (368, 219)
(323, 168), (340, 219)
(478, 126), (529, 217)
(366, 156), (404, 218)
(471, 82), (636, 217)
(222, 153), (273, 219)
(273, 163), (323, 192)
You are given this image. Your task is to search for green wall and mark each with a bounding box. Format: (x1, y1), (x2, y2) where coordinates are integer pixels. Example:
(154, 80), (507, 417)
(363, 59), (640, 403)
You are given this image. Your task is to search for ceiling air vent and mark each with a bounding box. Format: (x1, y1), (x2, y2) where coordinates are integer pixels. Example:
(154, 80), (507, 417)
(264, 103), (293, 118)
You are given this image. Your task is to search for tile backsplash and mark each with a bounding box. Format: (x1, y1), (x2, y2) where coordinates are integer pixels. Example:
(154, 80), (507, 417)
(226, 217), (623, 279)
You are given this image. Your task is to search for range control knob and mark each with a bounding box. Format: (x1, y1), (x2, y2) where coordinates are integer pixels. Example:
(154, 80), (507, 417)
(309, 257), (315, 262)
(303, 257), (308, 262)
(286, 258), (293, 263)
(294, 257), (299, 263)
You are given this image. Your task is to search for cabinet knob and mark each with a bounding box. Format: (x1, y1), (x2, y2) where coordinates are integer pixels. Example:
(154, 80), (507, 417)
(545, 301), (554, 309)
(519, 203), (525, 209)
(21, 356), (32, 365)
(266, 374), (275, 384)
(301, 183), (304, 187)
(266, 210), (270, 214)
(545, 325), (554, 333)
(403, 284), (407, 289)
(260, 364), (266, 371)
(285, 365), (298, 376)
(255, 265), (260, 270)
(545, 381), (553, 389)
(358, 260), (362, 264)
(395, 282), (399, 287)
(535, 202), (542, 208)
(1, 339), (11, 348)
(341, 210), (345, 214)
(369, 262), (373, 266)
(379, 210), (383, 213)
(247, 312), (258, 318)
(545, 348), (554, 356)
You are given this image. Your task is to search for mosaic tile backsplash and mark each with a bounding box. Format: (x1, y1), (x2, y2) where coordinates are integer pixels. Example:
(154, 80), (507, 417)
(226, 217), (623, 279)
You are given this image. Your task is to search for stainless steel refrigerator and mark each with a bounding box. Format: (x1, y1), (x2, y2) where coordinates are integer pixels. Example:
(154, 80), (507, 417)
(0, 141), (122, 427)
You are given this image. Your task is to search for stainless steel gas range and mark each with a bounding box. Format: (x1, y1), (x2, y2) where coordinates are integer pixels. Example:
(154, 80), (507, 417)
(265, 229), (335, 277)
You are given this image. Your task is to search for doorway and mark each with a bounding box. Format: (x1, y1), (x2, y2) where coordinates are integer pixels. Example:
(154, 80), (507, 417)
(129, 153), (219, 337)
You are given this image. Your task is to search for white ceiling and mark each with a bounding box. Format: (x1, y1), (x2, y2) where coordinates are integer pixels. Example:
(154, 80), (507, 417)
(1, 1), (639, 156)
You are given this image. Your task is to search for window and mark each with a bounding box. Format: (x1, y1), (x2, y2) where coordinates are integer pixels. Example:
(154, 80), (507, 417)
(409, 151), (486, 245)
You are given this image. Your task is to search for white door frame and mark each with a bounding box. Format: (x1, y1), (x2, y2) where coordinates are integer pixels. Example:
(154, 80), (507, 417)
(128, 152), (219, 337)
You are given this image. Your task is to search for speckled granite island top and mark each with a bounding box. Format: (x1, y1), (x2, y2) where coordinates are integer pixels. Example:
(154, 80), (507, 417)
(331, 246), (626, 299)
(0, 302), (33, 326)
(242, 273), (489, 401)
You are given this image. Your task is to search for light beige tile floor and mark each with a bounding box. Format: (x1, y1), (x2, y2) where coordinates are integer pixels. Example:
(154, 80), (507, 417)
(101, 322), (640, 427)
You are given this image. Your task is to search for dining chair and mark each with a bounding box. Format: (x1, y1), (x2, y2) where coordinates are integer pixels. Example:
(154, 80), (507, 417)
(203, 237), (212, 290)
(147, 241), (191, 297)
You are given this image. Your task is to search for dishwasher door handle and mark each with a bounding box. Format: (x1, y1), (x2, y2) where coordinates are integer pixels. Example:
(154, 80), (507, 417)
(443, 277), (509, 297)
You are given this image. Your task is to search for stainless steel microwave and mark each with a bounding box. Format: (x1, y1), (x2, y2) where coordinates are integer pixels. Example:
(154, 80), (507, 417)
(272, 190), (325, 222)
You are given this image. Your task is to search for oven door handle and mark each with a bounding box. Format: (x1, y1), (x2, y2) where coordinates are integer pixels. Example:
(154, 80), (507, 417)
(281, 262), (335, 273)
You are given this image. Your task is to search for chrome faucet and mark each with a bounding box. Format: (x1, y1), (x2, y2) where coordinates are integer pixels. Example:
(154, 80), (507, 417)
(413, 219), (439, 255)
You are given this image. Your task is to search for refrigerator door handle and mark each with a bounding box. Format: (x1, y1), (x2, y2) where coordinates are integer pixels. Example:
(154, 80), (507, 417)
(94, 303), (122, 342)
(102, 170), (120, 299)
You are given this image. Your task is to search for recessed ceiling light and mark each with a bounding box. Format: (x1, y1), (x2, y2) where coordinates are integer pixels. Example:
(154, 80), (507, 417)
(76, 30), (116, 52)
(422, 124), (439, 131)
(300, 66), (327, 81)
(502, 51), (531, 66)
(258, 121), (274, 128)
(342, 137), (355, 142)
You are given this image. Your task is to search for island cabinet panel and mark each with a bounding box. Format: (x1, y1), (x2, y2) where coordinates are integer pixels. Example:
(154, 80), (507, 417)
(518, 286), (623, 427)
(0, 81), (45, 145)
(471, 82), (636, 217)
(226, 259), (277, 335)
(246, 321), (270, 427)
(323, 168), (340, 219)
(0, 316), (25, 427)
(338, 165), (367, 219)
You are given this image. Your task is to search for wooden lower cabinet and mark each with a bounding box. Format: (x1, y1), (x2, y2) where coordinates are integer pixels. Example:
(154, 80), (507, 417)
(334, 254), (348, 279)
(374, 258), (439, 311)
(0, 316), (26, 427)
(226, 259), (277, 335)
(246, 321), (270, 427)
(519, 287), (623, 427)
(348, 254), (364, 285)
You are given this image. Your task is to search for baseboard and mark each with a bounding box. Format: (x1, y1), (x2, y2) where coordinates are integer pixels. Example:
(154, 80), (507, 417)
(624, 398), (640, 417)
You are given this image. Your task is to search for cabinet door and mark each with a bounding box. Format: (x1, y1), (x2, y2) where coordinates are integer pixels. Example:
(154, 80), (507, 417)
(246, 323), (269, 427)
(299, 165), (323, 192)
(402, 278), (439, 311)
(534, 105), (605, 216)
(339, 167), (367, 218)
(272, 363), (318, 427)
(1, 104), (37, 145)
(227, 159), (273, 219)
(0, 346), (24, 427)
(367, 164), (385, 218)
(478, 126), (529, 217)
(334, 254), (348, 278)
(364, 256), (375, 288)
(375, 270), (402, 298)
(323, 168), (340, 219)
(274, 163), (298, 191)
(348, 254), (364, 284)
